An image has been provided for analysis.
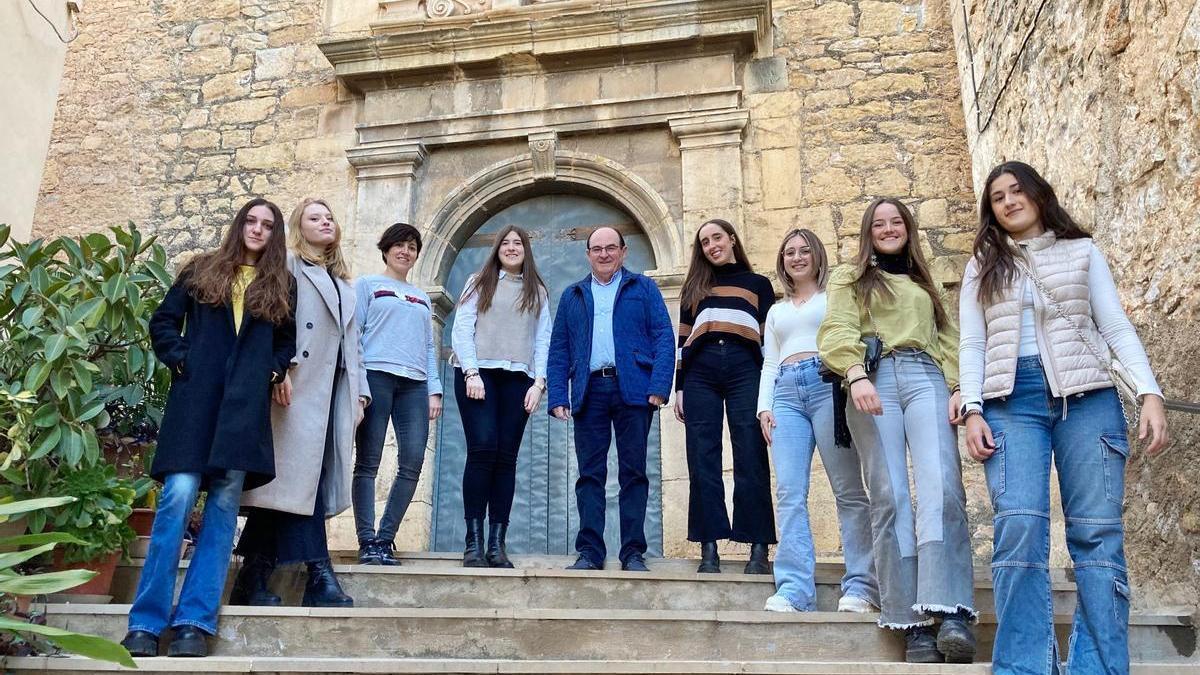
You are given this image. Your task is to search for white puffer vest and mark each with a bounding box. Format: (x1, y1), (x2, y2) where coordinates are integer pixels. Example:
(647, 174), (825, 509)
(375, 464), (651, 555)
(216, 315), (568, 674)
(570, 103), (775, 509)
(981, 232), (1113, 400)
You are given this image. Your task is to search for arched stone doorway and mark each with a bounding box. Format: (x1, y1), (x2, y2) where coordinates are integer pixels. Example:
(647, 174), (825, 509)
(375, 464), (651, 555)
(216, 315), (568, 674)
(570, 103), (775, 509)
(429, 193), (664, 556)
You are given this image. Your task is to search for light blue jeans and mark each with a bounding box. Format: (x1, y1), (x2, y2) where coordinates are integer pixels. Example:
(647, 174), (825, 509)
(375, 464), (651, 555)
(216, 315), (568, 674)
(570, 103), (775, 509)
(845, 350), (976, 629)
(128, 470), (246, 636)
(983, 356), (1130, 674)
(770, 357), (878, 610)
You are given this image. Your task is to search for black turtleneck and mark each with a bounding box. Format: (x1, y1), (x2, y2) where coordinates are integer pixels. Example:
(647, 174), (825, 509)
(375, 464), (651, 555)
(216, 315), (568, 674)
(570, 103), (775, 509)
(874, 251), (912, 276)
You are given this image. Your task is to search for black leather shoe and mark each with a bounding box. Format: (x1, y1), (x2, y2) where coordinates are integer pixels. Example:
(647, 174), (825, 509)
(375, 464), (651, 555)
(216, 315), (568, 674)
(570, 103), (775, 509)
(565, 554), (602, 570)
(697, 541), (720, 574)
(301, 559), (354, 608)
(167, 625), (207, 658)
(462, 518), (489, 568)
(376, 539), (402, 567)
(936, 616), (977, 663)
(358, 539), (382, 565)
(905, 625), (943, 663)
(121, 630), (158, 657)
(228, 553), (281, 606)
(485, 522), (514, 568)
(744, 543), (771, 575)
(621, 553), (649, 572)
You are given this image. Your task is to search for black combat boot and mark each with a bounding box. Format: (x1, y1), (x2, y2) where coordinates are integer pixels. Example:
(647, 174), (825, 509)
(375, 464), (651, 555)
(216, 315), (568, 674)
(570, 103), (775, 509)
(697, 541), (721, 573)
(301, 559), (354, 608)
(744, 543), (771, 575)
(463, 518), (488, 568)
(228, 553), (281, 606)
(485, 522), (514, 568)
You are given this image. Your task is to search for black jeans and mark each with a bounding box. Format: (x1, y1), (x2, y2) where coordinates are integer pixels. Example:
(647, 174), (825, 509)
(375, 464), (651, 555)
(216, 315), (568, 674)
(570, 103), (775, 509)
(573, 373), (653, 565)
(352, 370), (430, 544)
(454, 368), (533, 524)
(682, 340), (776, 544)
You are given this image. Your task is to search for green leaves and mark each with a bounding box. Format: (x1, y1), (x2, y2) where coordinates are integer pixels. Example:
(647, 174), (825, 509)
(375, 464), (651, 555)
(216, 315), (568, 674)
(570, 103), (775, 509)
(0, 616), (136, 668)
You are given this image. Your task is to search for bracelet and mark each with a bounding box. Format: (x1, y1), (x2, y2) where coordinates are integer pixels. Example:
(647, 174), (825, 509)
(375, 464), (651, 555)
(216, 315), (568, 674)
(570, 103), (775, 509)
(465, 372), (481, 381)
(962, 409), (982, 421)
(847, 375), (869, 386)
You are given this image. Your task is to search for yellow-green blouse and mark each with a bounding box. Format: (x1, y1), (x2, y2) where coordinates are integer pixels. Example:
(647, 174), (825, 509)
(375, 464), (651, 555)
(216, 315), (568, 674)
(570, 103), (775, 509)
(817, 265), (959, 388)
(231, 265), (257, 333)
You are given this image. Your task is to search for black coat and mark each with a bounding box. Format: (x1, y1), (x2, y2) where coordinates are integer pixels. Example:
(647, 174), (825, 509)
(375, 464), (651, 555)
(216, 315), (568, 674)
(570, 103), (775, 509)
(149, 273), (296, 490)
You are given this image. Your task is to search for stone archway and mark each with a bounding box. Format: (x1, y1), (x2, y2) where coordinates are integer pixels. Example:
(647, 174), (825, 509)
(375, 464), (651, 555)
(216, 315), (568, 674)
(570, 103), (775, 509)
(412, 148), (684, 292)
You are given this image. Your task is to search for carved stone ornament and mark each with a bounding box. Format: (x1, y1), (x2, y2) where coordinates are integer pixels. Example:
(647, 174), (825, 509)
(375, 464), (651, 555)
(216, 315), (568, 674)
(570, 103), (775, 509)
(528, 130), (558, 181)
(419, 0), (491, 18)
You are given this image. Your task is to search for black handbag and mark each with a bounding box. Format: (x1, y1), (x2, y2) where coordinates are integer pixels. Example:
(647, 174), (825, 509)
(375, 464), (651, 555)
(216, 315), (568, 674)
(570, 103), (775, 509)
(819, 335), (883, 383)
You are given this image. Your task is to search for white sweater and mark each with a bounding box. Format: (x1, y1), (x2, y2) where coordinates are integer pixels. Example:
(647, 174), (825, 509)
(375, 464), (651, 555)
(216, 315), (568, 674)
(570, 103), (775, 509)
(757, 293), (826, 414)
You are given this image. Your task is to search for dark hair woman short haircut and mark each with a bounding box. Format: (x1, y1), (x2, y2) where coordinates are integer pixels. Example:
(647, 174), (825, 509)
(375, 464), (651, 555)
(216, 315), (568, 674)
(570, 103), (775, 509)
(973, 161), (1092, 305)
(377, 223), (423, 262)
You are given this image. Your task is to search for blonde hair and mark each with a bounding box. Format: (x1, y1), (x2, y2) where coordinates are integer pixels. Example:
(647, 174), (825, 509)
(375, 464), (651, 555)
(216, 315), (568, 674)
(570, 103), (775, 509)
(287, 197), (351, 280)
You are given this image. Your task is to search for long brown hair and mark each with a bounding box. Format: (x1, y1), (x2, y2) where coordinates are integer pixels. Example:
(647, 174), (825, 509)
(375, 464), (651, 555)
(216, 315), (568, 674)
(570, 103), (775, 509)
(852, 198), (948, 330)
(681, 218), (754, 314)
(776, 228), (830, 294)
(462, 225), (547, 315)
(182, 198), (292, 325)
(288, 197), (351, 280)
(973, 161), (1092, 305)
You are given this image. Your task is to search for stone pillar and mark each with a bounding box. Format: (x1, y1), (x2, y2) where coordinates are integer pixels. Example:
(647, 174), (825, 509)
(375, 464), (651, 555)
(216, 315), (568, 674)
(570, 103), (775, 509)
(669, 110), (750, 233)
(346, 141), (427, 271)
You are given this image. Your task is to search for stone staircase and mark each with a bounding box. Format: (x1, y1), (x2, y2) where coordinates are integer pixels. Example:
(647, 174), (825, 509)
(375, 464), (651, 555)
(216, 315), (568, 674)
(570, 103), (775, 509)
(6, 552), (1197, 673)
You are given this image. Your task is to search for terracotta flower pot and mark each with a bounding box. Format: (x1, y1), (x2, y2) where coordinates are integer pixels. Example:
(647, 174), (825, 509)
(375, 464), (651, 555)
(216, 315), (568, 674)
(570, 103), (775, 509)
(52, 549), (121, 596)
(129, 508), (156, 536)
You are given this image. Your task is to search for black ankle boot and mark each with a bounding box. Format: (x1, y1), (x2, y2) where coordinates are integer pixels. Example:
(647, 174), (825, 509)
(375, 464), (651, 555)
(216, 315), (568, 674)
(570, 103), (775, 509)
(228, 553), (281, 606)
(486, 522), (514, 568)
(301, 559), (354, 608)
(697, 541), (720, 573)
(463, 518), (488, 568)
(905, 625), (943, 663)
(744, 543), (771, 575)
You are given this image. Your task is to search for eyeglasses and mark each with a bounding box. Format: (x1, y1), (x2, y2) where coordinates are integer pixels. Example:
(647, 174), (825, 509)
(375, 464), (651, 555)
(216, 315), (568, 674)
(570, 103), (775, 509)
(588, 245), (621, 255)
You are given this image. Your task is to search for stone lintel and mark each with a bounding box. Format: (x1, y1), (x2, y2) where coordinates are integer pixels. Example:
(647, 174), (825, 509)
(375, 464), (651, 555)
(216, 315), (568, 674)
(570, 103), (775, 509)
(319, 0), (770, 90)
(358, 88), (740, 146)
(668, 110), (749, 150)
(346, 142), (428, 180)
(528, 129), (558, 181)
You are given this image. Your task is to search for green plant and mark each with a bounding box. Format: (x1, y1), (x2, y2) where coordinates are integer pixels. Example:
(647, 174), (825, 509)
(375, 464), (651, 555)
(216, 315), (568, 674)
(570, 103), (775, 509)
(0, 222), (172, 475)
(0, 496), (134, 667)
(42, 464), (137, 564)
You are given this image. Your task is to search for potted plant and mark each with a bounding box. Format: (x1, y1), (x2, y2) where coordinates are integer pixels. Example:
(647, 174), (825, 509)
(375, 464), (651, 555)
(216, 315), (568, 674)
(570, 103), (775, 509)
(43, 463), (138, 596)
(0, 495), (135, 666)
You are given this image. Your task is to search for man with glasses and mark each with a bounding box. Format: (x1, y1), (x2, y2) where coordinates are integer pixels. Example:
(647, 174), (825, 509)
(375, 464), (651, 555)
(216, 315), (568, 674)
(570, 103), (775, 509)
(547, 226), (675, 572)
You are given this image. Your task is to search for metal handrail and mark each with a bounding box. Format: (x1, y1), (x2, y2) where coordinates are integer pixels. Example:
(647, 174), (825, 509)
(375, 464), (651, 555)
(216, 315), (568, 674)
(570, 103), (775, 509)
(1165, 399), (1200, 415)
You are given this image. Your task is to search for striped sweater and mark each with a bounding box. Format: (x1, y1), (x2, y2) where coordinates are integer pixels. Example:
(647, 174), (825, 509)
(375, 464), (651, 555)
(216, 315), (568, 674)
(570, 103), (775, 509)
(675, 262), (775, 390)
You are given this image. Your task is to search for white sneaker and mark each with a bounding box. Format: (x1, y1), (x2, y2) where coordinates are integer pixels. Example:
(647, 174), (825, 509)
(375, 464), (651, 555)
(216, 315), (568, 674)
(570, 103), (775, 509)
(764, 594), (799, 612)
(837, 595), (876, 613)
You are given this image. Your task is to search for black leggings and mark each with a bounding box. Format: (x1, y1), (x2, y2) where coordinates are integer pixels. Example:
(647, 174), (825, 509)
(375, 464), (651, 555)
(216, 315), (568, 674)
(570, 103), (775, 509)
(455, 368), (533, 523)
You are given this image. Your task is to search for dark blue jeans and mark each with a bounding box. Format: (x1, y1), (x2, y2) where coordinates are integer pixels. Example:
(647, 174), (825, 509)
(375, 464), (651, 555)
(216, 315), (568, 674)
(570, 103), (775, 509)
(984, 356), (1130, 674)
(352, 370), (430, 544)
(682, 340), (776, 544)
(572, 373), (652, 565)
(454, 367), (533, 524)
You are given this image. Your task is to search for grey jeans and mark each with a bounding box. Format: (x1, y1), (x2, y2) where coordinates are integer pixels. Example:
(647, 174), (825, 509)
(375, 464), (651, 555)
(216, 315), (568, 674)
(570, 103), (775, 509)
(844, 350), (976, 629)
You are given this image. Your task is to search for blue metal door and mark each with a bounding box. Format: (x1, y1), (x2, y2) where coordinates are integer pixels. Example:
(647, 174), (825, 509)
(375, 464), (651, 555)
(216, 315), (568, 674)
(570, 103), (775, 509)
(431, 194), (664, 557)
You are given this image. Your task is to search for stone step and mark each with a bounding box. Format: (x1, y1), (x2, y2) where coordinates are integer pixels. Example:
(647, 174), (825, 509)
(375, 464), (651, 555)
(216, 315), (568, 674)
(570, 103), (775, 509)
(6, 656), (1199, 674)
(42, 605), (1198, 665)
(111, 561), (1079, 614)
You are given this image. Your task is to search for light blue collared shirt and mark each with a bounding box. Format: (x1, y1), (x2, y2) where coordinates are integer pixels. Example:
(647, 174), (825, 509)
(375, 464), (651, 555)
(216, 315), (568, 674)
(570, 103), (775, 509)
(588, 269), (622, 372)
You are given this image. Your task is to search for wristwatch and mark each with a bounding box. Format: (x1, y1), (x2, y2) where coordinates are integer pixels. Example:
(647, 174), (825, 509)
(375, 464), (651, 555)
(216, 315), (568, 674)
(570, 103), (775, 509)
(534, 380), (547, 392)
(464, 369), (480, 380)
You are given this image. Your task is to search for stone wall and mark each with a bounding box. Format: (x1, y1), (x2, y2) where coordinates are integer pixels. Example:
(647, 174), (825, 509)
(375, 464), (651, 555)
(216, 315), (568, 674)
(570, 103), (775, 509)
(36, 0), (988, 564)
(950, 0), (1200, 609)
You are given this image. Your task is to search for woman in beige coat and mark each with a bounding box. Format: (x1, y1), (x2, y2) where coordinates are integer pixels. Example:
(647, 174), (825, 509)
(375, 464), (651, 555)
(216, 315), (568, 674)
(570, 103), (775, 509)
(231, 197), (370, 608)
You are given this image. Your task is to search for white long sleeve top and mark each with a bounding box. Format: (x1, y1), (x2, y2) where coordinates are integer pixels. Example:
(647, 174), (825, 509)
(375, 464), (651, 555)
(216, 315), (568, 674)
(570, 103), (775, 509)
(756, 292), (826, 414)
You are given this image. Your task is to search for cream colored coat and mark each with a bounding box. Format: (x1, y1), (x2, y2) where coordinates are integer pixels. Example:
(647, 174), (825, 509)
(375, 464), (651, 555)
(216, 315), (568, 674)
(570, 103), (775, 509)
(241, 253), (370, 516)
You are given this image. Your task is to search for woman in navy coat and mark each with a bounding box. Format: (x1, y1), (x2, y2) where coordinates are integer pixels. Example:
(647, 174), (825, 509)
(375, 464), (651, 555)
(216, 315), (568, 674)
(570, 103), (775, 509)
(121, 198), (296, 659)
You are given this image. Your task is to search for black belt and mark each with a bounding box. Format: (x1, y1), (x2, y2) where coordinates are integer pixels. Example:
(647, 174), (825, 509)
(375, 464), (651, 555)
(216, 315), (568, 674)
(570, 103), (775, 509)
(591, 366), (617, 378)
